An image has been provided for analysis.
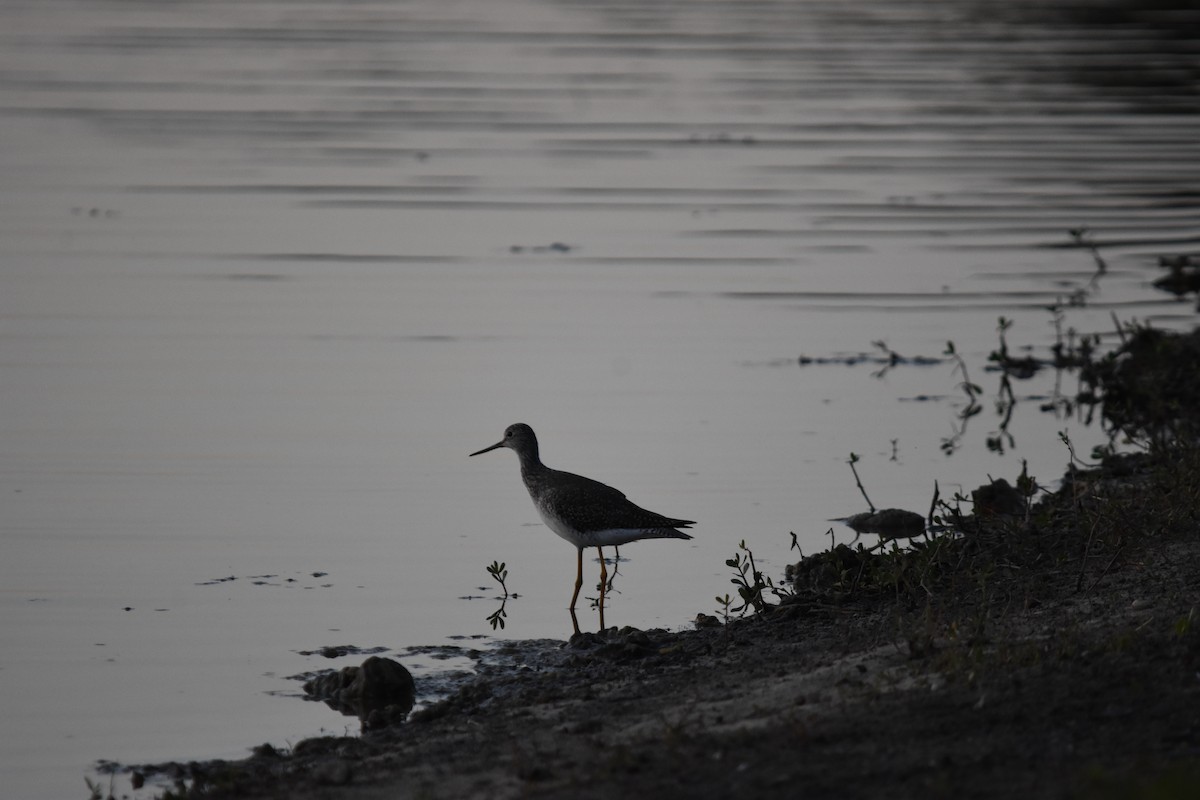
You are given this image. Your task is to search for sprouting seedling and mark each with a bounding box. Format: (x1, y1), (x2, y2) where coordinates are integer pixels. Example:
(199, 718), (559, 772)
(485, 560), (509, 630)
(486, 561), (509, 597)
(1015, 459), (1039, 514)
(1058, 430), (1098, 469)
(1069, 227), (1108, 286)
(870, 340), (902, 378)
(715, 593), (733, 626)
(944, 340), (982, 413)
(996, 316), (1012, 361)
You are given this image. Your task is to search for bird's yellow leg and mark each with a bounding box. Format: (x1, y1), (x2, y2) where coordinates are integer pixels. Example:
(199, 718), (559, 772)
(597, 546), (607, 631)
(568, 547), (583, 636)
(570, 547), (583, 611)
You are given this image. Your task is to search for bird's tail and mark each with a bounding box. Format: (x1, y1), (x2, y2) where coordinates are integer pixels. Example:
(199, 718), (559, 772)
(642, 527), (694, 541)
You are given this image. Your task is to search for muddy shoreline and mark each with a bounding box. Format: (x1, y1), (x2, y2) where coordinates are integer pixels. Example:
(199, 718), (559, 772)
(128, 464), (1200, 798)
(126, 329), (1200, 799)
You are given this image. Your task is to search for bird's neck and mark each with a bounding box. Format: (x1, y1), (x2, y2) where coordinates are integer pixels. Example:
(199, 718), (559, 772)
(516, 446), (546, 479)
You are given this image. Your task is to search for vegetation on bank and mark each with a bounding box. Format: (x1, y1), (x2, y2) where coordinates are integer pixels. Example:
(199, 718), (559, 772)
(741, 323), (1200, 685)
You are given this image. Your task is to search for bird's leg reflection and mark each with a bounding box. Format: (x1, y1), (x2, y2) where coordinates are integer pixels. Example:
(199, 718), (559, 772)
(606, 547), (622, 587)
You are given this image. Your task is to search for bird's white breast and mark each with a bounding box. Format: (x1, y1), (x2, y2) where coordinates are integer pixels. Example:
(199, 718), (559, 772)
(535, 505), (585, 546)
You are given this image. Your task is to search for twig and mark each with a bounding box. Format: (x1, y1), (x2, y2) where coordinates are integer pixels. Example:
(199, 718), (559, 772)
(1111, 311), (1127, 345)
(849, 551), (870, 594)
(917, 536), (945, 597)
(1085, 546), (1124, 595)
(847, 452), (875, 512)
(1075, 515), (1098, 593)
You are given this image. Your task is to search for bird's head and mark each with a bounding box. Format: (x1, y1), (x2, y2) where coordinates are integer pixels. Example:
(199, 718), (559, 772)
(469, 423), (538, 457)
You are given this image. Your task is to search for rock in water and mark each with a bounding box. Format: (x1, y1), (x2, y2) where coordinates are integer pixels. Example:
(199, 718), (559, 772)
(304, 656), (415, 729)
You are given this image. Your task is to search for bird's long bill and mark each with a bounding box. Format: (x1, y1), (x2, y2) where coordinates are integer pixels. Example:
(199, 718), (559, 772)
(469, 440), (505, 457)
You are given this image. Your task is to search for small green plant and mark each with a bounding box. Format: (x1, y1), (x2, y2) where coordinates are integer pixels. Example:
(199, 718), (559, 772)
(724, 539), (792, 616)
(487, 560), (508, 589)
(486, 560), (509, 630)
(726, 541), (768, 615)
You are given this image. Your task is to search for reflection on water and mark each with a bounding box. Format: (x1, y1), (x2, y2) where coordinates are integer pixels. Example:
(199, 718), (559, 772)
(1, 0), (1197, 796)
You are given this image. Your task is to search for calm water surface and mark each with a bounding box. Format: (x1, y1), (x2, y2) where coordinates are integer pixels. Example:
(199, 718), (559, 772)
(2, 0), (1198, 796)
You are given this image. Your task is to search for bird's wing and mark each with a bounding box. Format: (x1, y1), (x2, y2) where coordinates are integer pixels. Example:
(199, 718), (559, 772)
(539, 471), (692, 532)
(539, 471), (627, 505)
